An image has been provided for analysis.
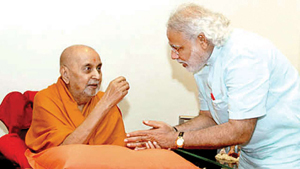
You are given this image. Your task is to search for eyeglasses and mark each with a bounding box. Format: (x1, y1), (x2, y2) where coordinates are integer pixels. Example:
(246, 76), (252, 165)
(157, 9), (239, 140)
(170, 40), (189, 55)
(170, 45), (180, 55)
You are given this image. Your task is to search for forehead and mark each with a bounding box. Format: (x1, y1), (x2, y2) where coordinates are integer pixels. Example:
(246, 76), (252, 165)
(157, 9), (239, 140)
(167, 29), (188, 46)
(75, 48), (102, 66)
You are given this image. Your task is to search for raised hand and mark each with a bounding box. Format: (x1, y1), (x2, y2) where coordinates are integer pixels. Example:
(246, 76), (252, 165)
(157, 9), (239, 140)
(125, 120), (177, 150)
(100, 76), (130, 109)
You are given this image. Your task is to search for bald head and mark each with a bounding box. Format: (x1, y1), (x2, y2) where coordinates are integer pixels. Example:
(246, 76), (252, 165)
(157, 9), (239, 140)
(60, 45), (97, 68)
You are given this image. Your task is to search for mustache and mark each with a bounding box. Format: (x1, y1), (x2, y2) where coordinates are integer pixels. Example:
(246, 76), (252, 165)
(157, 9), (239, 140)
(87, 80), (100, 85)
(176, 59), (187, 64)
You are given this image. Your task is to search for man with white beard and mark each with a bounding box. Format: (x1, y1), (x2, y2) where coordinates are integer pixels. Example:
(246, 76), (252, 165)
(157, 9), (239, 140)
(125, 3), (300, 168)
(26, 45), (130, 152)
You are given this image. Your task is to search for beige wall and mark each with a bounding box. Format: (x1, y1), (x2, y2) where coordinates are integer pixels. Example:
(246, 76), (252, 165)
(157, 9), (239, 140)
(0, 0), (299, 132)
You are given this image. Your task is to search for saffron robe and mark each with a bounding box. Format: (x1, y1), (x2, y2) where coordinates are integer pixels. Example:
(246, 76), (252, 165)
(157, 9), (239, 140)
(25, 77), (126, 152)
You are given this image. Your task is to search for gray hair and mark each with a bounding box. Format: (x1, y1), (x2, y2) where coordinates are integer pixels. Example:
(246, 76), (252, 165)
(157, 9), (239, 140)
(167, 3), (232, 47)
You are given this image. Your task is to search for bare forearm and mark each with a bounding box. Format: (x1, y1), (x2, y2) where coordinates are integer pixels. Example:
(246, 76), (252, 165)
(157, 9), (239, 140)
(175, 112), (217, 132)
(182, 123), (237, 149)
(61, 102), (110, 145)
(181, 118), (257, 149)
(61, 76), (129, 145)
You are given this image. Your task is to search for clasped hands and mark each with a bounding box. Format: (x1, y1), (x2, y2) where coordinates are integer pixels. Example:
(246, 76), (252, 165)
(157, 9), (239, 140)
(124, 120), (178, 150)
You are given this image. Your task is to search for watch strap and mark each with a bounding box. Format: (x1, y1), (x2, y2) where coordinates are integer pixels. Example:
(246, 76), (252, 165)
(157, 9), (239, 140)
(178, 131), (184, 137)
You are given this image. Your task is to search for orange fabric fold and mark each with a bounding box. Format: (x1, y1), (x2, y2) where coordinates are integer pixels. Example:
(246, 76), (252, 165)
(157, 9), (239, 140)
(25, 145), (199, 169)
(25, 77), (126, 152)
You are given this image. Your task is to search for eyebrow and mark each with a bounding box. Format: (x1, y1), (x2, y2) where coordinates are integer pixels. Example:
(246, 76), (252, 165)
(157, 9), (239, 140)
(82, 62), (102, 67)
(83, 63), (92, 67)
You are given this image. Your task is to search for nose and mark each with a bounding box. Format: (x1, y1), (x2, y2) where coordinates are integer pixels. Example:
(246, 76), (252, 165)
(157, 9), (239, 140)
(91, 68), (101, 80)
(171, 50), (179, 60)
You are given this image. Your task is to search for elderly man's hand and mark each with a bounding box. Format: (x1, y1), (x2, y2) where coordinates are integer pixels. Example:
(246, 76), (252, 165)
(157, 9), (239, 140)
(101, 76), (130, 109)
(124, 120), (177, 150)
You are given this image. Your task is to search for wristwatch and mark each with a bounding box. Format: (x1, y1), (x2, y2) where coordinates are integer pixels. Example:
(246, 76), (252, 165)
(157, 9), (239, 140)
(176, 132), (184, 149)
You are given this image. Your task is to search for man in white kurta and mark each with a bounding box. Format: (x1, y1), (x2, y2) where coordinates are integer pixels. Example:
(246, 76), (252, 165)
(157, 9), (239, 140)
(194, 28), (300, 168)
(125, 4), (300, 168)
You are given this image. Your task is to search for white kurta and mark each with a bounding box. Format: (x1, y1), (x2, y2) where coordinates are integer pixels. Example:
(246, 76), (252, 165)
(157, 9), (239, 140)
(194, 29), (300, 168)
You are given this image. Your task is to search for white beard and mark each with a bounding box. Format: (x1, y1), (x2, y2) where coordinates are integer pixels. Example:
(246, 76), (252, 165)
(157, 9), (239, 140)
(177, 45), (210, 73)
(84, 79), (100, 97)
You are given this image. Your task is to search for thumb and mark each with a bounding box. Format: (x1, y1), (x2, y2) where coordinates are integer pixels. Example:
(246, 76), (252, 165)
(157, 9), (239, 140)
(143, 120), (162, 129)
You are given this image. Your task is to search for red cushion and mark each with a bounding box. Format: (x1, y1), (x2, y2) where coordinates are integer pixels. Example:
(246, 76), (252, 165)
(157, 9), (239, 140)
(0, 91), (38, 134)
(0, 133), (31, 168)
(23, 91), (38, 103)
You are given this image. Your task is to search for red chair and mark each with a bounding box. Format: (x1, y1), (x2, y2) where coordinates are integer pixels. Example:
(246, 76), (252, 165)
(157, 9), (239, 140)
(0, 91), (38, 169)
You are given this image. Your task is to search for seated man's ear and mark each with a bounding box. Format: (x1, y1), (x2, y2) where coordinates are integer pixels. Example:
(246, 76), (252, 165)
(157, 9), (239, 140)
(60, 66), (70, 84)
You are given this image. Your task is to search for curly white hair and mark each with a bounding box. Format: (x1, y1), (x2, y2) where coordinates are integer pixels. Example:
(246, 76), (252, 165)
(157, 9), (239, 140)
(167, 3), (232, 47)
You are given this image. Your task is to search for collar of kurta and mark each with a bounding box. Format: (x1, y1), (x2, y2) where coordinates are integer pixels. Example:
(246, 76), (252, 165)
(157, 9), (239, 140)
(206, 46), (221, 66)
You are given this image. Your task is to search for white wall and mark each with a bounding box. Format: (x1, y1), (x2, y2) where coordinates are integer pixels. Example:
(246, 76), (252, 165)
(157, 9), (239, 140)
(0, 0), (299, 132)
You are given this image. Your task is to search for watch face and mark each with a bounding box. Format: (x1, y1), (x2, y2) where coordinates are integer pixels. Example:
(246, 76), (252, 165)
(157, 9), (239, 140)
(176, 132), (184, 148)
(177, 138), (184, 146)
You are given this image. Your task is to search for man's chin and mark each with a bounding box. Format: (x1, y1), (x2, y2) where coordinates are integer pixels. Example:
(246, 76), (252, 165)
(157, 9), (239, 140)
(178, 62), (199, 73)
(186, 65), (203, 73)
(85, 88), (99, 97)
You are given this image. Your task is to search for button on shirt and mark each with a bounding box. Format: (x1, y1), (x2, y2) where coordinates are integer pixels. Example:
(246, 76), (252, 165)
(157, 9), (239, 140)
(194, 29), (300, 168)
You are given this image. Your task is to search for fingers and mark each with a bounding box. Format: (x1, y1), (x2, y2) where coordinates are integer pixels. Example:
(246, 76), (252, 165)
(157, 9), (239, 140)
(102, 76), (130, 108)
(126, 129), (150, 138)
(146, 141), (154, 149)
(124, 135), (149, 143)
(115, 76), (130, 90)
(143, 120), (164, 129)
(146, 141), (161, 149)
(117, 77), (130, 96)
(125, 120), (173, 150)
(126, 141), (146, 148)
(134, 146), (147, 151)
(114, 76), (126, 82)
(153, 141), (161, 148)
(126, 121), (165, 137)
(130, 141), (161, 150)
(120, 83), (130, 95)
(124, 132), (151, 149)
(143, 120), (174, 133)
(111, 76), (130, 95)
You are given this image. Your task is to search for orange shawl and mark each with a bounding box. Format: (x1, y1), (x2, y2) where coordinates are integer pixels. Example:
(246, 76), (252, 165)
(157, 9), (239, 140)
(25, 77), (126, 152)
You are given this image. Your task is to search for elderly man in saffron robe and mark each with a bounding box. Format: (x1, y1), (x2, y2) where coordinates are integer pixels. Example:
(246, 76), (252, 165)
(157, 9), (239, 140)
(24, 45), (199, 169)
(26, 45), (130, 152)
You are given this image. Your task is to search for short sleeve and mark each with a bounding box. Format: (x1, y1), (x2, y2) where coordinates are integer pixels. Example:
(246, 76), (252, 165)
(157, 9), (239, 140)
(194, 71), (210, 111)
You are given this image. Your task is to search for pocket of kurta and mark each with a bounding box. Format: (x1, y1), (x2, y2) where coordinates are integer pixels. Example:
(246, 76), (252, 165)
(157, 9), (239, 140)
(212, 98), (227, 111)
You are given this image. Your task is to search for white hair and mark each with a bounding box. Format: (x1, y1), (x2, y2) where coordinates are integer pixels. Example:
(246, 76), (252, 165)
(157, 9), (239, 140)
(167, 3), (232, 47)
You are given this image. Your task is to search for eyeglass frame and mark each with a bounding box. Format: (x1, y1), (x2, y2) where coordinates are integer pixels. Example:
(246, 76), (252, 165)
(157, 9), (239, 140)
(169, 39), (190, 56)
(169, 34), (205, 56)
